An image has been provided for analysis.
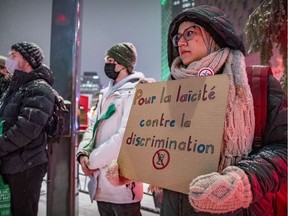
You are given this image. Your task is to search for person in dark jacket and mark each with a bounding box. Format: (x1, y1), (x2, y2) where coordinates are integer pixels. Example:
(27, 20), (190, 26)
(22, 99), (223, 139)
(0, 55), (12, 98)
(0, 42), (55, 216)
(160, 5), (287, 216)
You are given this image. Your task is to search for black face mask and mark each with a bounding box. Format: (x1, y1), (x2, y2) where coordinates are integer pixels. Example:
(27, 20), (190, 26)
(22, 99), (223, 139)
(104, 63), (119, 80)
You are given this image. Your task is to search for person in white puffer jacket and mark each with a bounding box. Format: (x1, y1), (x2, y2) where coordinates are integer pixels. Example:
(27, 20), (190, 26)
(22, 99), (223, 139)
(76, 42), (155, 216)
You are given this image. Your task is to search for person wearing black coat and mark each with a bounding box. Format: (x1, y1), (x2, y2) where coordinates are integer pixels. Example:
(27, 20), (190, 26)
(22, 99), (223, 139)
(0, 42), (55, 216)
(160, 5), (287, 216)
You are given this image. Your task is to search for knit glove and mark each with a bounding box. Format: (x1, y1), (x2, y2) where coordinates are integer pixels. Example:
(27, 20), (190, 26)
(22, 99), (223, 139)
(189, 166), (253, 213)
(106, 160), (132, 186)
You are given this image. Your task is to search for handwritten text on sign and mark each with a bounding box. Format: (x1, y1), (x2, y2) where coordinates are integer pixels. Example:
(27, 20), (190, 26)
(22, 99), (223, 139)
(117, 75), (230, 194)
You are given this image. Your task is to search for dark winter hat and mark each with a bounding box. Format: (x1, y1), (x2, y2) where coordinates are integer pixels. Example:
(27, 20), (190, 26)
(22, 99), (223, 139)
(167, 5), (245, 69)
(11, 42), (44, 69)
(0, 55), (7, 68)
(105, 42), (137, 73)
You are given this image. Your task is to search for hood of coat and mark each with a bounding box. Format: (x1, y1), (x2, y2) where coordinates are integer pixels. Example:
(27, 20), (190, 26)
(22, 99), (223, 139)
(167, 5), (245, 70)
(106, 71), (154, 96)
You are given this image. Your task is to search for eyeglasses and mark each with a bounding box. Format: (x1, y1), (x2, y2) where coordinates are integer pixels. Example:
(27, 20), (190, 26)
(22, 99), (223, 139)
(171, 25), (198, 47)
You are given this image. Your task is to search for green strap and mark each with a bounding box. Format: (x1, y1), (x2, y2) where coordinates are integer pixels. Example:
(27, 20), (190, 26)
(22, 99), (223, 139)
(0, 119), (4, 135)
(83, 104), (116, 152)
(0, 175), (3, 185)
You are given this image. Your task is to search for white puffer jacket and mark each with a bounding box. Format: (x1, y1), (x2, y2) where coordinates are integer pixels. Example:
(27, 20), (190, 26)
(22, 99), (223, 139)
(78, 72), (154, 204)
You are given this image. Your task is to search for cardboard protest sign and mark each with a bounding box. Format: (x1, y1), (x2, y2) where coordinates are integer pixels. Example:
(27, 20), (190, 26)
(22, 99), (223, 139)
(117, 75), (230, 194)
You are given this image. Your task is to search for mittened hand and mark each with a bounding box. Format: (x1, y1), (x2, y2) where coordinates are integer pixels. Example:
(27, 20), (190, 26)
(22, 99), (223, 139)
(188, 166), (253, 213)
(147, 185), (162, 194)
(106, 160), (131, 186)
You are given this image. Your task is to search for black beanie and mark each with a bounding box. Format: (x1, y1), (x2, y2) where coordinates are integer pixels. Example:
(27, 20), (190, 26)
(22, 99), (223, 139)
(105, 42), (137, 73)
(11, 42), (44, 69)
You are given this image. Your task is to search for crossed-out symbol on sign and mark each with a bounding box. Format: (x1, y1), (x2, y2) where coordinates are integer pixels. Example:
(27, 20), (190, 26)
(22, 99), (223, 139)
(152, 149), (170, 170)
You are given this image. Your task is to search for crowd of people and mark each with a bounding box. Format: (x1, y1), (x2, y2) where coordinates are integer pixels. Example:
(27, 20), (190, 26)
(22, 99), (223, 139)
(0, 4), (286, 216)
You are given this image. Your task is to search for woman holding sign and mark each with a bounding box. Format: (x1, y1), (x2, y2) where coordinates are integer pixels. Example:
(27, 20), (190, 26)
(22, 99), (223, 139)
(160, 4), (287, 216)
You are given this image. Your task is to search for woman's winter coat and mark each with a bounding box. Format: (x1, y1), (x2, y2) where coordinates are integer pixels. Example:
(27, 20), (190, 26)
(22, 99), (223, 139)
(77, 72), (154, 204)
(0, 65), (55, 174)
(161, 74), (287, 216)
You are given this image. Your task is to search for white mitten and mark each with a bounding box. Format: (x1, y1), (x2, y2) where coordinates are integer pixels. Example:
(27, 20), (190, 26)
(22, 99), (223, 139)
(106, 160), (131, 186)
(189, 166), (252, 213)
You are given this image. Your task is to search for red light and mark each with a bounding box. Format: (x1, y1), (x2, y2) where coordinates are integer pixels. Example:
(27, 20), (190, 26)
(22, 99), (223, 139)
(55, 14), (69, 25)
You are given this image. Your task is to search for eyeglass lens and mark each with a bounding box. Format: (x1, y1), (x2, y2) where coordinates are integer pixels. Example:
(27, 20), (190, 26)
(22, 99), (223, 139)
(172, 25), (197, 47)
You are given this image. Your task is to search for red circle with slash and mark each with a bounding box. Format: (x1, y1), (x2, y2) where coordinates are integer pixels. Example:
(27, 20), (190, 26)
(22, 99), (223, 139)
(152, 149), (170, 170)
(198, 68), (214, 77)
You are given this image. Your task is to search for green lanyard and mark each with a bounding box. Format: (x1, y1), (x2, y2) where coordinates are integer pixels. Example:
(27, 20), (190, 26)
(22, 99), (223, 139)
(0, 119), (4, 135)
(83, 104), (116, 152)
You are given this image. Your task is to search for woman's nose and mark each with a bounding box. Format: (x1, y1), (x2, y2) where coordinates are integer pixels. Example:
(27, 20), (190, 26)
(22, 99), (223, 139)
(178, 40), (187, 47)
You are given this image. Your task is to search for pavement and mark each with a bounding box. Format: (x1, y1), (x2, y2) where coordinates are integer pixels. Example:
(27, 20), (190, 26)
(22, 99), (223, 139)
(37, 170), (160, 216)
